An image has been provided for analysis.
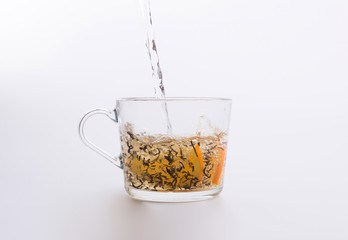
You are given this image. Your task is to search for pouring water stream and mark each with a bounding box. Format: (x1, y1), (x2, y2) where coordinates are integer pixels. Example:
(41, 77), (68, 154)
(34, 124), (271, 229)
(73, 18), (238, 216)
(141, 0), (173, 133)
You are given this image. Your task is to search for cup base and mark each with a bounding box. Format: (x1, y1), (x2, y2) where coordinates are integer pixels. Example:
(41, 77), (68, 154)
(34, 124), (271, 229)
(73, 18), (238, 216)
(126, 187), (223, 202)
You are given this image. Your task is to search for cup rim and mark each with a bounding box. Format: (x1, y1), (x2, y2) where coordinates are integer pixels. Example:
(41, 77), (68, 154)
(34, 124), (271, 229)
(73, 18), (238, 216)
(117, 97), (232, 102)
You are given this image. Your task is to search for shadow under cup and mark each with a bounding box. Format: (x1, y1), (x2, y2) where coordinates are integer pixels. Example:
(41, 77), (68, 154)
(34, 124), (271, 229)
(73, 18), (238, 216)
(79, 97), (232, 202)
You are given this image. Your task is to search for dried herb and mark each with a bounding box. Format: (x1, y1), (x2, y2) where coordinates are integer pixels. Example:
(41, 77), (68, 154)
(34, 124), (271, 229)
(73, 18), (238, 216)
(121, 128), (227, 192)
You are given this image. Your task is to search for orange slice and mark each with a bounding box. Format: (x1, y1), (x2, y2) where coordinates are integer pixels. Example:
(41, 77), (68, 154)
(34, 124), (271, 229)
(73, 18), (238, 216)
(187, 143), (204, 181)
(212, 147), (226, 185)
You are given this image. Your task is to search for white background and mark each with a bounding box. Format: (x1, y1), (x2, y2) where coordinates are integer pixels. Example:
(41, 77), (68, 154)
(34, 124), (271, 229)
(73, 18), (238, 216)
(1, 0), (347, 239)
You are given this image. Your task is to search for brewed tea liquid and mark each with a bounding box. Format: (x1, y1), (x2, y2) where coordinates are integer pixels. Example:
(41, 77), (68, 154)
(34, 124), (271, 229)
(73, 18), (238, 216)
(121, 129), (227, 192)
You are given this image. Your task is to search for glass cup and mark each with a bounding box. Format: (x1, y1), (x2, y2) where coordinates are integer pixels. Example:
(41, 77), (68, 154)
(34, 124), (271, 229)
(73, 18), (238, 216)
(79, 97), (232, 202)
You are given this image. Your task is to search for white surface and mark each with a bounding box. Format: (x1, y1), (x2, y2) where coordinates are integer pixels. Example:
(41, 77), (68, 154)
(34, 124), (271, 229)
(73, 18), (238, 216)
(1, 0), (348, 239)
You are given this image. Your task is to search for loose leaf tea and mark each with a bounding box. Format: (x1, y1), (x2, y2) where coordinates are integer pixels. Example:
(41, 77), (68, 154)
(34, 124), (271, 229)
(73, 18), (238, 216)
(121, 127), (227, 192)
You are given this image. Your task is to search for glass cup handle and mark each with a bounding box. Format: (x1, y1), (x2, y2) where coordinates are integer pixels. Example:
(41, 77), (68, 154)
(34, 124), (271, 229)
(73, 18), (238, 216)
(78, 108), (123, 169)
